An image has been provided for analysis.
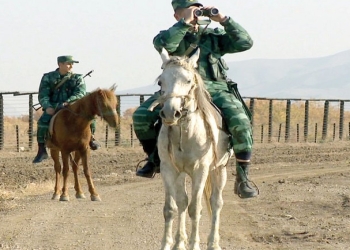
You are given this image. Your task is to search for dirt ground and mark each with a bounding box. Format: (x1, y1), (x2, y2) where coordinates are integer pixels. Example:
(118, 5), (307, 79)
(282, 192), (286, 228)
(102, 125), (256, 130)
(0, 142), (350, 250)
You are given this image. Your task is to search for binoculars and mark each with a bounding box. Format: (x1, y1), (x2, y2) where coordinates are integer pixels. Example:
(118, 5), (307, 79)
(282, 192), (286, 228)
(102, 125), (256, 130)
(194, 8), (219, 17)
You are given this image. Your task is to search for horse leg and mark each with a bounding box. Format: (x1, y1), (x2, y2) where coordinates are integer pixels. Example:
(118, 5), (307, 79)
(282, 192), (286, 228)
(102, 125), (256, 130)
(173, 172), (188, 250)
(81, 150), (101, 201)
(160, 163), (178, 250)
(71, 151), (86, 199)
(59, 151), (71, 201)
(206, 167), (227, 250)
(188, 166), (209, 250)
(51, 149), (61, 200)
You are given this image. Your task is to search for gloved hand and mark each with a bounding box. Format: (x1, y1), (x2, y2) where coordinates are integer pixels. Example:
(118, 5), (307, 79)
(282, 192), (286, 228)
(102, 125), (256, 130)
(55, 102), (68, 112)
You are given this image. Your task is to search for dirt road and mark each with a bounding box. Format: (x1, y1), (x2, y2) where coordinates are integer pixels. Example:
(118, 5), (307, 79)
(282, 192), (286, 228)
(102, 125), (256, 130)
(0, 142), (350, 249)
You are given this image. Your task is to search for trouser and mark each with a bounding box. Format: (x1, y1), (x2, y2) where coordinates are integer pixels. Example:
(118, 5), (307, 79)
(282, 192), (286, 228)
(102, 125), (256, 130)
(36, 112), (97, 143)
(132, 83), (253, 161)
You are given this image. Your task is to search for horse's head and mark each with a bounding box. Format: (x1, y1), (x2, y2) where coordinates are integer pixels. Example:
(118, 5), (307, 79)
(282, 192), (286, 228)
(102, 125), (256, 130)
(94, 84), (119, 128)
(157, 48), (201, 126)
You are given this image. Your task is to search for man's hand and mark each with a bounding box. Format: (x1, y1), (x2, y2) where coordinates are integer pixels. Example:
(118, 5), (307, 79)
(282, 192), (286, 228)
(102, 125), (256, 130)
(46, 107), (55, 115)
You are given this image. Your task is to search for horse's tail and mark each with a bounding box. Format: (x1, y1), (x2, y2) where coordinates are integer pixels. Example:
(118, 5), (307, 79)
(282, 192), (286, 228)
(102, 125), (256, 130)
(204, 175), (212, 220)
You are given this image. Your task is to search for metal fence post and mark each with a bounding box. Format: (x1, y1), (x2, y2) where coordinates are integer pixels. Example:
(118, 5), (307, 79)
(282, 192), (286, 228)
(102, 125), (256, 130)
(322, 100), (329, 140)
(29, 94), (34, 150)
(304, 100), (309, 142)
(339, 101), (344, 140)
(285, 100), (291, 142)
(268, 99), (273, 143)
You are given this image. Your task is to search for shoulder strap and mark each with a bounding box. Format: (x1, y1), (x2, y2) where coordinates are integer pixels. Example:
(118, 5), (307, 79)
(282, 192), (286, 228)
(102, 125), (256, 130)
(184, 22), (210, 56)
(55, 73), (74, 90)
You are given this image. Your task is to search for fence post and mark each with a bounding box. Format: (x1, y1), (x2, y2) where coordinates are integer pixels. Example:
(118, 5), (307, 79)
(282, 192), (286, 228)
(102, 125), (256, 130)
(16, 125), (19, 152)
(297, 124), (299, 142)
(260, 125), (264, 143)
(322, 100), (329, 141)
(140, 95), (145, 105)
(249, 98), (255, 128)
(315, 123), (318, 143)
(285, 100), (291, 142)
(339, 101), (344, 140)
(278, 123), (282, 142)
(304, 100), (309, 142)
(28, 94), (34, 150)
(268, 100), (273, 143)
(114, 95), (121, 146)
(333, 123), (336, 141)
(105, 125), (109, 148)
(130, 124), (134, 147)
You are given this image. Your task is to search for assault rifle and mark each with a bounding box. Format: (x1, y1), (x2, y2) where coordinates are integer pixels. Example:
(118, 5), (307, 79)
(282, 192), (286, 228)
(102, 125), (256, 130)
(32, 70), (94, 111)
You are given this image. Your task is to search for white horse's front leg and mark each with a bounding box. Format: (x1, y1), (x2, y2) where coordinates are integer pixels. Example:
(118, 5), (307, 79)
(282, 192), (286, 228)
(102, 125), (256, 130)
(188, 167), (209, 250)
(160, 162), (178, 250)
(207, 167), (227, 250)
(173, 173), (188, 250)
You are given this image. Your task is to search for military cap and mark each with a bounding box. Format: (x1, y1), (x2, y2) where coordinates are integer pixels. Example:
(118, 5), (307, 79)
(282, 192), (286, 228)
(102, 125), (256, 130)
(171, 0), (203, 11)
(57, 55), (79, 64)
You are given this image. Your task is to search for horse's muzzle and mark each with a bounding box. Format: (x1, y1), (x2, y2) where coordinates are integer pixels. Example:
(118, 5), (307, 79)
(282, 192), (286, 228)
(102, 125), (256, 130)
(160, 108), (182, 126)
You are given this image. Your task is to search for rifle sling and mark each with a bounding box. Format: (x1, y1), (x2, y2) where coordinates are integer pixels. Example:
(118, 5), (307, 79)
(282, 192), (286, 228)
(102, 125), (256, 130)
(54, 73), (74, 90)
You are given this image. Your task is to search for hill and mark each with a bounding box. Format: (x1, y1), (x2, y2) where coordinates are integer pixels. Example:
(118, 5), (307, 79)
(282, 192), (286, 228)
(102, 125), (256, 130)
(118, 49), (350, 99)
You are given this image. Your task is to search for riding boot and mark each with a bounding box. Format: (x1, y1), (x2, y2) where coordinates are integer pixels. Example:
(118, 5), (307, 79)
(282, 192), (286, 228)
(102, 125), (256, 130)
(32, 143), (49, 163)
(89, 135), (101, 150)
(234, 163), (259, 198)
(136, 139), (160, 178)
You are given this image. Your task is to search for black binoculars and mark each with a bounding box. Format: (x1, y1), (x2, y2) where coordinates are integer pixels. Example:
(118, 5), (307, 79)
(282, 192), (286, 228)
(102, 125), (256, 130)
(194, 8), (219, 17)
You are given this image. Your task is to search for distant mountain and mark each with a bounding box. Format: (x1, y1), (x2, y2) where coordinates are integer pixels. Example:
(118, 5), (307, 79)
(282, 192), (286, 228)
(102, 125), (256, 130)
(118, 49), (350, 99)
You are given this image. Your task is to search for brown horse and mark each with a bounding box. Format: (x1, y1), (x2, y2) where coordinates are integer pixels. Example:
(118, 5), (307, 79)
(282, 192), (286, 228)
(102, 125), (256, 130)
(46, 84), (119, 201)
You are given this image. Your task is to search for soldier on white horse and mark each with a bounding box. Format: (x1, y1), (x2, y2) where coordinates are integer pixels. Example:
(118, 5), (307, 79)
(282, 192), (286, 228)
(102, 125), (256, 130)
(132, 0), (258, 199)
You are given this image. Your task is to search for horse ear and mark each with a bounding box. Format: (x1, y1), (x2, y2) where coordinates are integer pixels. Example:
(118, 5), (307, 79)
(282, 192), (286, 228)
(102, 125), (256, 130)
(110, 83), (118, 92)
(160, 48), (170, 69)
(188, 48), (200, 68)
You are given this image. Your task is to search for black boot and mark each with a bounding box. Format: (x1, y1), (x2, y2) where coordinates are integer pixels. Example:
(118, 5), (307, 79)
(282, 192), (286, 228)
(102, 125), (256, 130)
(89, 136), (101, 150)
(234, 163), (259, 198)
(33, 143), (49, 163)
(136, 139), (160, 178)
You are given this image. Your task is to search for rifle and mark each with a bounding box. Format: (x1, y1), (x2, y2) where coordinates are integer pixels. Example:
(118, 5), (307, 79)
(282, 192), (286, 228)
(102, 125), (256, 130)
(32, 70), (94, 111)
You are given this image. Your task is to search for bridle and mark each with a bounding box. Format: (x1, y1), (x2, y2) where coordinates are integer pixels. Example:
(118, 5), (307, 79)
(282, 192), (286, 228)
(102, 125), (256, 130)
(148, 74), (199, 119)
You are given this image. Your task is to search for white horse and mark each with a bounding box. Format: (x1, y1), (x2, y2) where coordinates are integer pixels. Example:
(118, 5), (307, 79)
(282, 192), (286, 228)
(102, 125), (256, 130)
(149, 49), (232, 250)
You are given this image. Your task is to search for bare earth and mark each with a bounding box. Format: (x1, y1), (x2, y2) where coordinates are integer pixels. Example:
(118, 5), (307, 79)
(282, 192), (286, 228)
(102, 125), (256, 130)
(0, 142), (350, 250)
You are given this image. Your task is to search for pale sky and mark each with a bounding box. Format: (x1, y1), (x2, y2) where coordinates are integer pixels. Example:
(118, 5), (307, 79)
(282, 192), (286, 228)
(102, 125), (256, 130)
(0, 0), (349, 92)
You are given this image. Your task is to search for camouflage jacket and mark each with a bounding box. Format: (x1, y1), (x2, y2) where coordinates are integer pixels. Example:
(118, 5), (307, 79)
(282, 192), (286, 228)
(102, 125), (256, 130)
(38, 69), (86, 110)
(153, 17), (253, 85)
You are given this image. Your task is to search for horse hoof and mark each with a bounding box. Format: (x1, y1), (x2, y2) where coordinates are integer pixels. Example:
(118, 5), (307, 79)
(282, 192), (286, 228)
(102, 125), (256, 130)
(51, 194), (60, 200)
(91, 195), (101, 201)
(76, 193), (86, 199)
(59, 195), (70, 201)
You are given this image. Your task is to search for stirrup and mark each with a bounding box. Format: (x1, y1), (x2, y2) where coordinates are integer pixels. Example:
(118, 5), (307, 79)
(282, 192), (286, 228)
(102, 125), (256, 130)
(136, 159), (158, 178)
(235, 180), (260, 198)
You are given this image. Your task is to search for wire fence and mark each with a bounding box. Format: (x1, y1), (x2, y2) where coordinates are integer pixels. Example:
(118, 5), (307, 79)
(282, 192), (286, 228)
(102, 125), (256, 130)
(1, 92), (350, 152)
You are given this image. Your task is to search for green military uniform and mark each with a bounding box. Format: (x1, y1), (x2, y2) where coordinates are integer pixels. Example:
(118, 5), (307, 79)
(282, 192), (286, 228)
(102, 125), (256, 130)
(33, 55), (99, 163)
(37, 70), (87, 143)
(132, 0), (258, 198)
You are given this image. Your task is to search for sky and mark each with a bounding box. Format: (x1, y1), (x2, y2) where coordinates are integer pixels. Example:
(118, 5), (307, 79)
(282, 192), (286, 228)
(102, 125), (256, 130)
(0, 0), (349, 93)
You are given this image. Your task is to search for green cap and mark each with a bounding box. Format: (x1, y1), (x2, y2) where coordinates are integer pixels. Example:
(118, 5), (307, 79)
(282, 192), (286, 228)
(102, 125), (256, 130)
(171, 0), (203, 11)
(57, 55), (79, 64)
